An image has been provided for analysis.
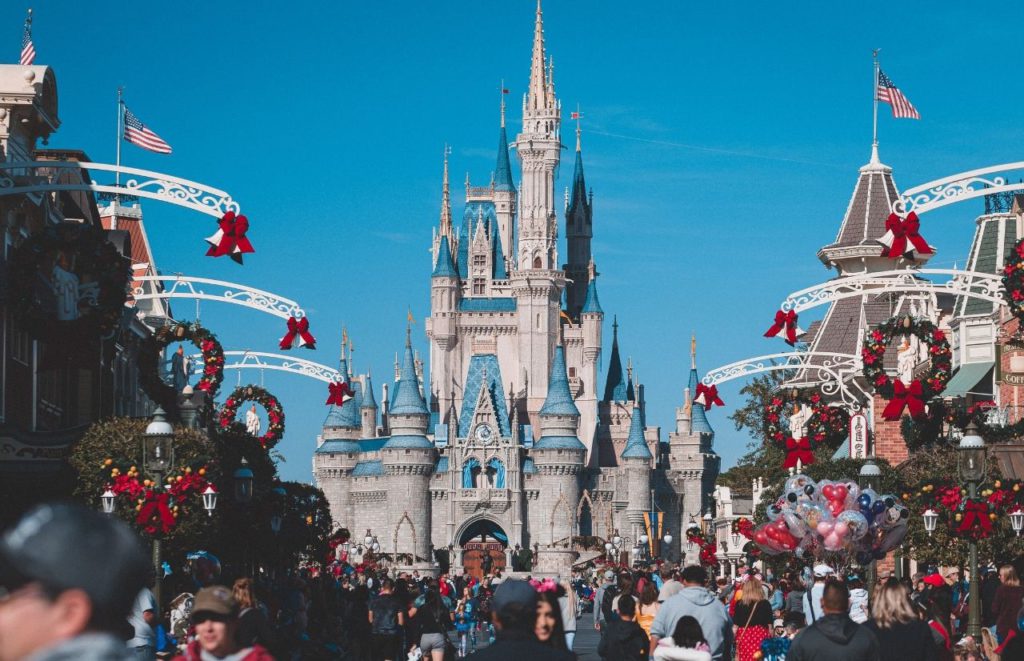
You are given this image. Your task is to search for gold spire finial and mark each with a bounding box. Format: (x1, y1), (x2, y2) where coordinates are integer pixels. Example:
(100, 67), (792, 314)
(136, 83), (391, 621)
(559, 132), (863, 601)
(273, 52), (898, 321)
(527, 0), (548, 112)
(690, 333), (697, 369)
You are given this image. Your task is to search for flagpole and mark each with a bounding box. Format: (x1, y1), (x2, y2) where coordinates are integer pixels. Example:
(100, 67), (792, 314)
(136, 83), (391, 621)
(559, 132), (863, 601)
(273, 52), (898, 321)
(871, 49), (880, 164)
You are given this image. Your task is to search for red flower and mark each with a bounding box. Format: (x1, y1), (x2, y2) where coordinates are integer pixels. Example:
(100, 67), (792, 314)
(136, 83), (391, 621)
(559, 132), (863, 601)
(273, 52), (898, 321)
(875, 374), (889, 386)
(197, 381), (211, 391)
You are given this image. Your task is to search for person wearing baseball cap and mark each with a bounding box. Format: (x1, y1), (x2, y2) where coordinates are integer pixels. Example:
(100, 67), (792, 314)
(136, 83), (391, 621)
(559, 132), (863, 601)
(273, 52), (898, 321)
(466, 579), (573, 660)
(0, 502), (150, 661)
(172, 586), (274, 661)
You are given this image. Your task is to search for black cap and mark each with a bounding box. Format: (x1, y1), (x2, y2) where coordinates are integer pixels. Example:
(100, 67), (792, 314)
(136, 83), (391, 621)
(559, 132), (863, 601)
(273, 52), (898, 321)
(0, 503), (149, 619)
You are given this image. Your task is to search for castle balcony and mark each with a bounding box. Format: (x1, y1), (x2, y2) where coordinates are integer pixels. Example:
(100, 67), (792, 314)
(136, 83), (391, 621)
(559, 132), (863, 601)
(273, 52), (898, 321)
(456, 488), (513, 514)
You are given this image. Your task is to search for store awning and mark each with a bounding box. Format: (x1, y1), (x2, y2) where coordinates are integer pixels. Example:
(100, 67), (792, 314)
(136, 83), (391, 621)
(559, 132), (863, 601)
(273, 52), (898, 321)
(942, 361), (994, 398)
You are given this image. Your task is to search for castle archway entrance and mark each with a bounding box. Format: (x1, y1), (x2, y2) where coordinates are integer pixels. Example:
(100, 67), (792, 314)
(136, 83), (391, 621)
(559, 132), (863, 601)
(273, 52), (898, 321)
(458, 518), (507, 580)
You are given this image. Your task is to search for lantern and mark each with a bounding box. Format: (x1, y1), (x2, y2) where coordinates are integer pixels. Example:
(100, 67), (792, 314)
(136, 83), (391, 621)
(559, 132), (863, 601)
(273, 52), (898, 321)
(202, 486), (218, 516)
(233, 457), (254, 504)
(923, 508), (939, 536)
(101, 488), (116, 515)
(957, 422), (987, 483)
(1011, 508), (1024, 537)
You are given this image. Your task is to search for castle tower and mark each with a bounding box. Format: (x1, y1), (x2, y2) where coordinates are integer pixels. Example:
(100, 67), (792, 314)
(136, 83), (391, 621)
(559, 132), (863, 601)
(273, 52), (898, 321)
(468, 208), (495, 297)
(430, 234), (460, 420)
(511, 0), (565, 421)
(578, 260), (604, 462)
(322, 344), (361, 440)
(382, 328), (436, 565)
(432, 146), (457, 264)
(621, 395), (653, 538)
(360, 371), (378, 439)
(494, 96), (517, 265)
(530, 344), (585, 574)
(564, 123), (593, 318)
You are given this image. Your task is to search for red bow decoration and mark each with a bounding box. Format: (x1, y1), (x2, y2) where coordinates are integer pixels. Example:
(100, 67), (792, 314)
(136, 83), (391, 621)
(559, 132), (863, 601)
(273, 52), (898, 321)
(136, 492), (175, 535)
(763, 310), (805, 346)
(279, 316), (316, 350)
(783, 437), (814, 469)
(326, 380), (354, 406)
(694, 383), (724, 410)
(881, 379), (926, 420)
(205, 211), (255, 264)
(879, 212), (933, 260)
(956, 499), (993, 538)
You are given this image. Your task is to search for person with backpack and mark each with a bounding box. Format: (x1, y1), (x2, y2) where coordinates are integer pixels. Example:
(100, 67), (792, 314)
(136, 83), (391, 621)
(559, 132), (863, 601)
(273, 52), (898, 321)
(369, 578), (405, 661)
(410, 590), (452, 661)
(598, 594), (649, 661)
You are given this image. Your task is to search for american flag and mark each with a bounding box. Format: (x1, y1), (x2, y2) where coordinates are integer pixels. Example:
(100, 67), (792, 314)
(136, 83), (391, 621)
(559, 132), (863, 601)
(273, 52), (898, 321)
(877, 69), (920, 120)
(20, 12), (34, 66)
(123, 107), (172, 154)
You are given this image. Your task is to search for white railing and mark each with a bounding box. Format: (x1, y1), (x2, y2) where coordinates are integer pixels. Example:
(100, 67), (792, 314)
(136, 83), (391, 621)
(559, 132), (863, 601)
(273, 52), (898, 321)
(133, 275), (305, 321)
(897, 162), (1024, 215)
(189, 351), (340, 384)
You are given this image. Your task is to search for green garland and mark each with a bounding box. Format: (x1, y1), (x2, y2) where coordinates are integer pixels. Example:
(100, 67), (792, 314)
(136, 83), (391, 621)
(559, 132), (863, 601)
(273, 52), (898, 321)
(861, 315), (952, 400)
(763, 388), (849, 451)
(8, 223), (130, 342)
(138, 322), (225, 412)
(1002, 237), (1024, 325)
(218, 385), (285, 450)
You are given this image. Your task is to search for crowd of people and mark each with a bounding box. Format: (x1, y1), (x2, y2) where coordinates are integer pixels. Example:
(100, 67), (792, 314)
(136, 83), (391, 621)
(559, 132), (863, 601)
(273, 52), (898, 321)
(7, 503), (1024, 660)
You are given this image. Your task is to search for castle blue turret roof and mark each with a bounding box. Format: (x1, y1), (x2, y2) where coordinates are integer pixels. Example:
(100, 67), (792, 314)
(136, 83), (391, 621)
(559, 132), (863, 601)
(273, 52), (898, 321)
(338, 381), (362, 427)
(389, 335), (429, 416)
(533, 435), (586, 450)
(582, 275), (602, 314)
(540, 346), (579, 416)
(324, 352), (359, 428)
(458, 354), (511, 438)
(568, 147), (589, 217)
(688, 366), (714, 435)
(362, 373), (377, 408)
(315, 438), (361, 454)
(621, 404), (653, 459)
(432, 235), (458, 278)
(495, 124), (515, 192)
(603, 318), (628, 401)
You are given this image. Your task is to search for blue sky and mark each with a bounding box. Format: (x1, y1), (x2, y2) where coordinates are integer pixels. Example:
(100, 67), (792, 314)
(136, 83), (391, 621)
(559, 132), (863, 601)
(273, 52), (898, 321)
(13, 1), (1024, 481)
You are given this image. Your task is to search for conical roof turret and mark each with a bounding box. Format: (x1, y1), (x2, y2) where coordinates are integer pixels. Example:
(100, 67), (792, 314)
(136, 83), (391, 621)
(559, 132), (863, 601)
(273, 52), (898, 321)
(621, 401), (653, 459)
(535, 344), (585, 451)
(495, 122), (515, 192)
(688, 339), (714, 436)
(603, 317), (627, 401)
(385, 327), (432, 448)
(540, 345), (579, 417)
(432, 235), (458, 278)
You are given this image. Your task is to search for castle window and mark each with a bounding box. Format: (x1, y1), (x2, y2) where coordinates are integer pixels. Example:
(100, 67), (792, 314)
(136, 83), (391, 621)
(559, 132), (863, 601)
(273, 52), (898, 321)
(472, 279), (486, 295)
(533, 255), (542, 269)
(473, 254), (486, 268)
(569, 367), (576, 378)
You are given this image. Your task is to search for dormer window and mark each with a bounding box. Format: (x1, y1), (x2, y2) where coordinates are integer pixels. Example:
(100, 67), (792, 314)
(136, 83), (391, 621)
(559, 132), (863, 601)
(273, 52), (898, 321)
(473, 278), (485, 295)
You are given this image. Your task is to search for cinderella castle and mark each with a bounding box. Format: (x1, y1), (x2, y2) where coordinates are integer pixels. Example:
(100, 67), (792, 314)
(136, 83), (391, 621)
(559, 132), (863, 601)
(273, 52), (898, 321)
(314, 1), (719, 576)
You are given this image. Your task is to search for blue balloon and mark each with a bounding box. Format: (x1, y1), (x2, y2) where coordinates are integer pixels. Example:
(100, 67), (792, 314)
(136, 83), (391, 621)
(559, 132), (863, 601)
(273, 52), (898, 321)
(857, 493), (872, 509)
(871, 501), (886, 516)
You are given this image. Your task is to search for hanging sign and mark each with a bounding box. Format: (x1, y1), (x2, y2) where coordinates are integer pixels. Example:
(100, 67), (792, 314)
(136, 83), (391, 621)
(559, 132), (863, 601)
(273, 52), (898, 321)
(849, 413), (868, 459)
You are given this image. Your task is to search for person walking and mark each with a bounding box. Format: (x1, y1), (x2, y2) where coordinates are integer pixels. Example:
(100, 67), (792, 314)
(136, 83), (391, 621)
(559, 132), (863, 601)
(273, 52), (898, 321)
(0, 503), (151, 661)
(556, 579), (577, 650)
(368, 578), (405, 661)
(733, 576), (772, 661)
(787, 582), (879, 661)
(652, 615), (712, 661)
(465, 579), (573, 660)
(535, 590), (570, 652)
(802, 566), (833, 626)
(594, 570), (615, 633)
(649, 565), (733, 661)
(411, 589), (451, 661)
(863, 578), (938, 661)
(992, 564), (1024, 643)
(127, 573), (159, 661)
(636, 581), (661, 638)
(597, 594), (649, 661)
(172, 586), (274, 661)
(785, 578), (806, 618)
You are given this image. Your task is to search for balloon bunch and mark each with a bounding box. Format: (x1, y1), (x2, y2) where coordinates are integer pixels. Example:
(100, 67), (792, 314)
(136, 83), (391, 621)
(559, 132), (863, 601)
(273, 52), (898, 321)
(751, 474), (910, 565)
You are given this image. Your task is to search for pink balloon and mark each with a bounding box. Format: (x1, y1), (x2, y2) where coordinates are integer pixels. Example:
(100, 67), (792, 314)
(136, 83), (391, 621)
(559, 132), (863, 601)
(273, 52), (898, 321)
(834, 521), (849, 536)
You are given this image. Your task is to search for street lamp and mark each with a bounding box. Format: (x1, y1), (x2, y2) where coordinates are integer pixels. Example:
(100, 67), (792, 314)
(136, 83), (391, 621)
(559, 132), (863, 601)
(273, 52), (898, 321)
(202, 486), (218, 516)
(860, 459), (881, 593)
(101, 488), (116, 515)
(233, 457), (254, 504)
(142, 406), (174, 610)
(702, 512), (713, 535)
(923, 509), (939, 536)
(958, 421), (987, 638)
(1010, 507), (1024, 537)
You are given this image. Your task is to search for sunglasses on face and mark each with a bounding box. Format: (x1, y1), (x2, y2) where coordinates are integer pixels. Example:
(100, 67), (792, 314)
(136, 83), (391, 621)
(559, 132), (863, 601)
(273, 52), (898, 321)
(193, 612), (230, 624)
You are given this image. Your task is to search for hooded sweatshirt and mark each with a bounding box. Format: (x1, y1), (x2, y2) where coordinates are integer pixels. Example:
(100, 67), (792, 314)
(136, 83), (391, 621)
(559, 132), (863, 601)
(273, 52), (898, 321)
(787, 613), (879, 661)
(649, 586), (733, 661)
(26, 633), (136, 661)
(598, 618), (649, 661)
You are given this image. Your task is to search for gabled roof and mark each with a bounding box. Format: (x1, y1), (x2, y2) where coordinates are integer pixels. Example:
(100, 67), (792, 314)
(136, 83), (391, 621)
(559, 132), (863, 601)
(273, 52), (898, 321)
(458, 354), (511, 438)
(540, 346), (580, 416)
(432, 235), (458, 279)
(621, 405), (653, 459)
(389, 335), (429, 415)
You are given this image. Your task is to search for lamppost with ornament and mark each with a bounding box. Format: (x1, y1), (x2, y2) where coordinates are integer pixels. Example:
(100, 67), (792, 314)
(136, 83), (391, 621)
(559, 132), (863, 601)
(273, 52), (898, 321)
(958, 422), (987, 639)
(859, 458), (881, 595)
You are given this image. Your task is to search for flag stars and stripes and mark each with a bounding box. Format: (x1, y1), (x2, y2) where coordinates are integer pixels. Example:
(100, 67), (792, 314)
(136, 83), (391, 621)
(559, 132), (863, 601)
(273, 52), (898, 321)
(123, 107), (173, 154)
(877, 69), (920, 120)
(20, 12), (34, 66)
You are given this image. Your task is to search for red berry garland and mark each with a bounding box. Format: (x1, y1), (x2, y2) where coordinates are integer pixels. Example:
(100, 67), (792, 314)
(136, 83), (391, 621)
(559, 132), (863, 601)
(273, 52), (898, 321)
(139, 323), (226, 412)
(861, 316), (951, 419)
(1003, 238), (1024, 327)
(218, 384), (285, 450)
(763, 388), (850, 453)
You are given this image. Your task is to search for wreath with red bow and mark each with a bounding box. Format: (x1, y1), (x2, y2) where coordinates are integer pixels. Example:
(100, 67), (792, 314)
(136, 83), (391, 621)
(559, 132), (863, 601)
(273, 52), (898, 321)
(8, 223), (131, 343)
(903, 479), (1024, 541)
(763, 388), (850, 468)
(731, 517), (755, 540)
(218, 384), (285, 450)
(101, 455), (215, 536)
(1002, 238), (1024, 327)
(138, 323), (226, 412)
(861, 316), (951, 420)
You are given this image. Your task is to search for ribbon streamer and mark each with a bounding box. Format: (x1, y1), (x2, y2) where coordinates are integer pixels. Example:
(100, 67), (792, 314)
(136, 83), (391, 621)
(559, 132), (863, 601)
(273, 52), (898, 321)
(694, 383), (724, 410)
(956, 499), (993, 537)
(878, 212), (932, 260)
(881, 379), (926, 420)
(783, 437), (814, 469)
(136, 492), (175, 535)
(279, 316), (316, 350)
(205, 212), (255, 264)
(326, 380), (354, 406)
(763, 310), (805, 346)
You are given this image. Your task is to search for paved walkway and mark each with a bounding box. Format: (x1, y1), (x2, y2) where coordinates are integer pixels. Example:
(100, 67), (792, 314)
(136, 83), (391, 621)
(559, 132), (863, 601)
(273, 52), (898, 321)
(571, 620), (602, 660)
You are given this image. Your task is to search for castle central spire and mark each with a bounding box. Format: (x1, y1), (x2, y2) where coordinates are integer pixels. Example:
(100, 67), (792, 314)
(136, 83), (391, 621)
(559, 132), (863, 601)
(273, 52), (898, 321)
(528, 0), (550, 112)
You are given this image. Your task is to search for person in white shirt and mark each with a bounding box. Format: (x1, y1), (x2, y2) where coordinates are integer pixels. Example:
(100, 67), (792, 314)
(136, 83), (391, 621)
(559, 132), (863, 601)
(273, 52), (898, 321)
(127, 583), (158, 660)
(802, 565), (833, 625)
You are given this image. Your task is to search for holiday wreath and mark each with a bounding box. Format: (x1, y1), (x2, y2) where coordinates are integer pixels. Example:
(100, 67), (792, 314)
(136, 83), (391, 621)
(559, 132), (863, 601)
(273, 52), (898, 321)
(139, 323), (225, 411)
(8, 223), (131, 342)
(1003, 238), (1024, 327)
(218, 385), (285, 450)
(763, 388), (850, 467)
(861, 316), (951, 420)
(903, 478), (1024, 541)
(101, 455), (215, 536)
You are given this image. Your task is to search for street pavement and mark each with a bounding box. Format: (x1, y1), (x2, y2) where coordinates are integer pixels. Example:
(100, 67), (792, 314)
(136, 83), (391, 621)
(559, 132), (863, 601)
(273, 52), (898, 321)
(457, 614), (603, 659)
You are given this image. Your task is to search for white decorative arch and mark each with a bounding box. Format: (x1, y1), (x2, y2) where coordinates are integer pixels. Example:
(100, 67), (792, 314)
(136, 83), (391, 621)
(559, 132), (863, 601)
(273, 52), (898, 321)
(393, 511), (418, 560)
(780, 269), (1004, 314)
(189, 351), (340, 384)
(133, 275), (306, 321)
(0, 161), (239, 218)
(896, 161), (1024, 215)
(702, 351), (867, 410)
